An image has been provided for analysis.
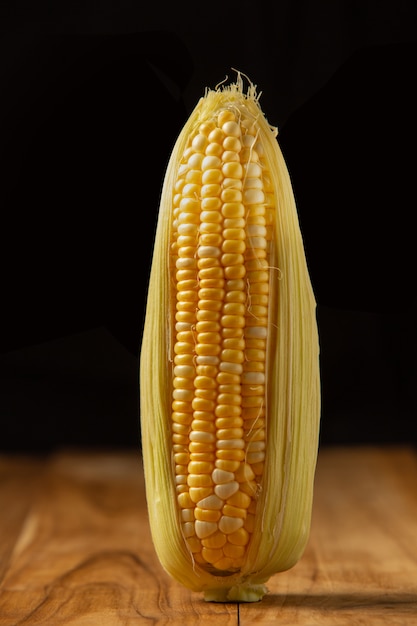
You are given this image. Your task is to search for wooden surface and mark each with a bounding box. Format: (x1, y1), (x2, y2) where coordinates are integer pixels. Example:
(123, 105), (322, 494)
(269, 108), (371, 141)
(1, 446), (417, 625)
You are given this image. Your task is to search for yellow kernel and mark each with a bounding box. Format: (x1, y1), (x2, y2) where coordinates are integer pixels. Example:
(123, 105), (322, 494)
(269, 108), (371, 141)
(172, 422), (190, 435)
(199, 120), (216, 135)
(208, 127), (225, 143)
(192, 397), (215, 411)
(223, 543), (245, 558)
(196, 364), (218, 378)
(216, 395), (241, 409)
(222, 202), (245, 218)
(189, 442), (215, 454)
(189, 487), (213, 503)
(213, 557), (235, 571)
(224, 265), (246, 279)
(199, 233), (222, 247)
(222, 239), (246, 254)
(178, 492), (194, 509)
(206, 142), (223, 157)
(217, 110), (235, 125)
(216, 448), (245, 461)
(217, 428), (244, 440)
(227, 527), (250, 546)
(215, 417), (243, 429)
(194, 375), (217, 390)
(187, 473), (213, 488)
(226, 490), (252, 509)
(202, 547), (223, 563)
(194, 507), (221, 522)
(173, 376), (194, 389)
(194, 388), (217, 400)
(216, 372), (241, 385)
(222, 161), (243, 178)
(202, 169), (223, 185)
(202, 530), (227, 548)
(214, 404), (242, 419)
(221, 315), (245, 328)
(174, 452), (190, 465)
(221, 188), (242, 202)
(190, 452), (215, 462)
(223, 228), (246, 241)
(188, 461), (214, 474)
(243, 513), (256, 533)
(192, 133), (209, 152)
(222, 120), (240, 136)
(201, 183), (221, 197)
(223, 136), (241, 151)
(215, 459), (241, 472)
(222, 504), (247, 519)
(221, 253), (244, 267)
(172, 411), (192, 425)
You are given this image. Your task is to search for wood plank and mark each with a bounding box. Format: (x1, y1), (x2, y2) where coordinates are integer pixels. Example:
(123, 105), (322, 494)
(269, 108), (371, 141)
(0, 447), (416, 624)
(0, 450), (237, 625)
(240, 446), (417, 625)
(0, 455), (44, 584)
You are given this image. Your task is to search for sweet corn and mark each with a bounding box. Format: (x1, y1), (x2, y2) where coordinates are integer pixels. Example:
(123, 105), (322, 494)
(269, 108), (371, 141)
(140, 73), (321, 602)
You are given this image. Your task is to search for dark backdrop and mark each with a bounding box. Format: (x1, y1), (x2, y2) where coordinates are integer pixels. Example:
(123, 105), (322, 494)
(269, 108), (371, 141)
(1, 1), (416, 452)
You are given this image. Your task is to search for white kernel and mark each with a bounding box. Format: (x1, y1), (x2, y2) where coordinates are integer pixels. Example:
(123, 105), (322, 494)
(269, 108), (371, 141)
(218, 515), (244, 534)
(246, 224), (267, 237)
(195, 355), (220, 365)
(243, 177), (263, 189)
(241, 371), (266, 385)
(247, 237), (267, 250)
(216, 439), (245, 450)
(243, 189), (265, 205)
(214, 481), (239, 500)
(197, 494), (223, 510)
(174, 365), (195, 377)
(243, 162), (262, 177)
(219, 362), (243, 375)
(246, 441), (266, 452)
(182, 521), (196, 537)
(195, 520), (217, 538)
(189, 431), (216, 443)
(181, 508), (195, 522)
(244, 326), (268, 339)
(246, 451), (265, 464)
(212, 468), (234, 484)
(255, 141), (264, 156)
(241, 134), (257, 147)
(223, 178), (243, 190)
(197, 246), (221, 258)
(178, 163), (189, 177)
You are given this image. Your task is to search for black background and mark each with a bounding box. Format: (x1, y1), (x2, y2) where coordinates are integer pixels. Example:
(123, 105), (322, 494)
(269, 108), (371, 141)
(1, 1), (416, 452)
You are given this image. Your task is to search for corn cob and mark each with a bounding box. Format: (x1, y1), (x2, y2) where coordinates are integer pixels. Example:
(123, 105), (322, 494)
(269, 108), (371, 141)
(140, 73), (321, 603)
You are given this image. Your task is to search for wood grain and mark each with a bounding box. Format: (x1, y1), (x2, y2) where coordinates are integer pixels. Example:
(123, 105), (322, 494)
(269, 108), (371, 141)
(0, 446), (416, 625)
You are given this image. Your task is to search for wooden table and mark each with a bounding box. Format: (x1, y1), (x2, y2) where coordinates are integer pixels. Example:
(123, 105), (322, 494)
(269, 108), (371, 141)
(1, 446), (416, 625)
